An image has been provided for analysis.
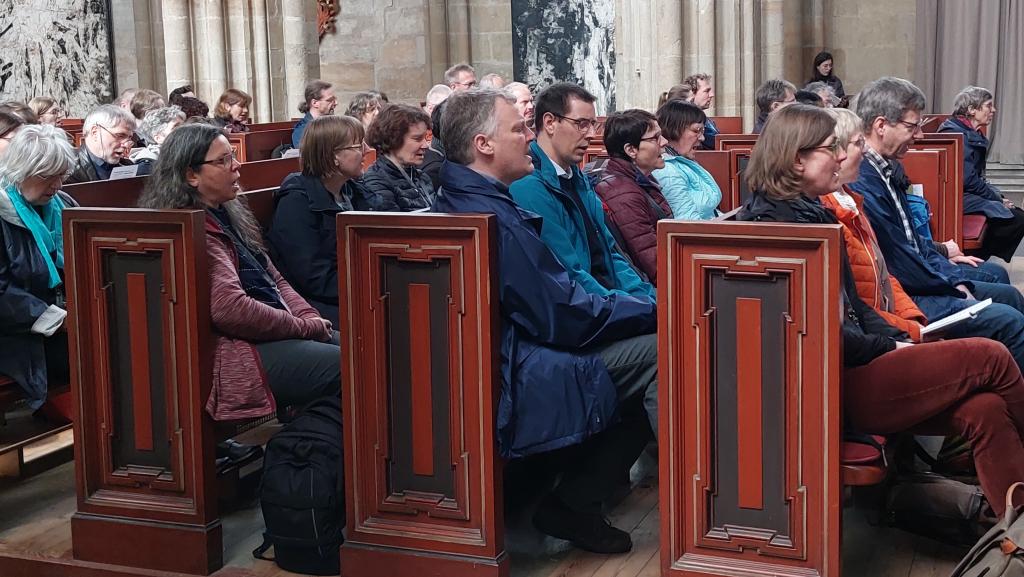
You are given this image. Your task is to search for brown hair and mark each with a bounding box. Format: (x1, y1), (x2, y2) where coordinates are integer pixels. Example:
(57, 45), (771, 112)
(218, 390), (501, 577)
(744, 104), (836, 200)
(213, 89), (252, 121)
(131, 89), (166, 119)
(657, 84), (693, 109)
(299, 80), (332, 114)
(0, 111), (25, 139)
(301, 115), (365, 178)
(365, 104), (430, 155)
(0, 101), (39, 124)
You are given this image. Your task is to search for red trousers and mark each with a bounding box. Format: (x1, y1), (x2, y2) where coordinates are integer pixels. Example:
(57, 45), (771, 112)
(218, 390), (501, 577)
(845, 337), (1024, 516)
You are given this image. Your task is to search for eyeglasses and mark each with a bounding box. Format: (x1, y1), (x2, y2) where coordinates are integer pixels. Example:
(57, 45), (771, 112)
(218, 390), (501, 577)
(687, 125), (706, 136)
(335, 143), (366, 153)
(802, 140), (842, 156)
(98, 124), (135, 144)
(196, 152), (239, 169)
(551, 113), (600, 134)
(851, 136), (866, 150)
(892, 118), (926, 131)
(453, 80), (478, 88)
(639, 132), (663, 143)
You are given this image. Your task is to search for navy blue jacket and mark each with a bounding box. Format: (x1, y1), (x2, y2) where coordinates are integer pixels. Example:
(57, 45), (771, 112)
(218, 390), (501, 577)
(699, 116), (719, 150)
(291, 113), (313, 149)
(266, 172), (363, 325)
(938, 116), (1013, 220)
(432, 161), (657, 458)
(849, 157), (971, 299)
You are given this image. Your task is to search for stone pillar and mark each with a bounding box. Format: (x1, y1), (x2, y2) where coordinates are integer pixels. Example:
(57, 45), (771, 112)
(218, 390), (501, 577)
(615, 0), (683, 110)
(161, 0), (194, 93)
(282, 0), (309, 120)
(224, 0), (254, 97)
(192, 0), (228, 103)
(252, 0), (274, 121)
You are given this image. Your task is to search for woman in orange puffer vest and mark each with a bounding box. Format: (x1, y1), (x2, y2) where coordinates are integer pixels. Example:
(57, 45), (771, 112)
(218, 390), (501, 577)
(820, 108), (928, 341)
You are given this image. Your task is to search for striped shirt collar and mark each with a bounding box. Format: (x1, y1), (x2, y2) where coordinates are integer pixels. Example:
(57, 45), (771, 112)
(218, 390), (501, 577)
(863, 144), (893, 180)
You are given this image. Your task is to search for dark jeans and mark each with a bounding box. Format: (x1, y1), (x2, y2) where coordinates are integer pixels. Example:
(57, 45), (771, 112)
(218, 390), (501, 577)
(914, 281), (1024, 371)
(844, 337), (1024, 515)
(970, 207), (1024, 262)
(958, 260), (1011, 285)
(255, 331), (341, 409)
(552, 333), (658, 514)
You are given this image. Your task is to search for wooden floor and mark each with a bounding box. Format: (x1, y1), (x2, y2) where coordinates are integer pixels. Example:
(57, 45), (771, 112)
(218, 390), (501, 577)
(4, 220), (1024, 577)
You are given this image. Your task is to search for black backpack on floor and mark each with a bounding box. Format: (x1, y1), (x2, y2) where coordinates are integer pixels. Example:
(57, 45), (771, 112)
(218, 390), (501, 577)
(253, 396), (345, 575)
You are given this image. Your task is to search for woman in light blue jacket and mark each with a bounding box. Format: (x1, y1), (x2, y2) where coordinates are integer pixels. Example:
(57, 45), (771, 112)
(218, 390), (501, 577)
(652, 100), (722, 220)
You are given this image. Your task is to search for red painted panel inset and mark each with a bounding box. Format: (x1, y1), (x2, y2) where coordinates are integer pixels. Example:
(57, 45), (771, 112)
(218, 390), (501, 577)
(736, 297), (763, 510)
(126, 273), (154, 452)
(408, 283), (434, 477)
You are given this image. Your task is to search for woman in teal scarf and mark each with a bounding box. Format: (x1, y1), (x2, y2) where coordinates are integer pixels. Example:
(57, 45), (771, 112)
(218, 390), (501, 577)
(0, 124), (77, 416)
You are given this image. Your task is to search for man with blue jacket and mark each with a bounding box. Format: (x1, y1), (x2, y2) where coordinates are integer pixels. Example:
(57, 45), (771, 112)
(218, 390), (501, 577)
(849, 77), (1024, 369)
(432, 88), (658, 555)
(509, 83), (656, 301)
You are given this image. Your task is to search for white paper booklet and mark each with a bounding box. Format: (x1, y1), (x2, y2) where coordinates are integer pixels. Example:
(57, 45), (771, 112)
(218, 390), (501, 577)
(920, 298), (992, 341)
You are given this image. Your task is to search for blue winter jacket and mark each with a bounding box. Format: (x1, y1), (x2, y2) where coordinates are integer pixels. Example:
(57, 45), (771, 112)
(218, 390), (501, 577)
(509, 141), (655, 300)
(652, 152), (722, 220)
(849, 157), (971, 298)
(432, 161), (657, 458)
(938, 116), (1014, 220)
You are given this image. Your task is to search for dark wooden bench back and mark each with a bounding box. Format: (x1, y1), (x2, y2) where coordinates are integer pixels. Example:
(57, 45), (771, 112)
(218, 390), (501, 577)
(710, 115), (743, 135)
(657, 218), (843, 577)
(228, 128), (293, 162)
(336, 212), (506, 576)
(715, 133), (758, 152)
(692, 150), (731, 211)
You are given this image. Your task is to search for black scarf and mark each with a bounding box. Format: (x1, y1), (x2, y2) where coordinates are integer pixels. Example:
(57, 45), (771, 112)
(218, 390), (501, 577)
(208, 206), (286, 310)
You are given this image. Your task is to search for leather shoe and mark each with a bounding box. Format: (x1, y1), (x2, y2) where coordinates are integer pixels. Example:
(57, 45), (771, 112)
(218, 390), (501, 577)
(532, 494), (632, 554)
(216, 439), (262, 463)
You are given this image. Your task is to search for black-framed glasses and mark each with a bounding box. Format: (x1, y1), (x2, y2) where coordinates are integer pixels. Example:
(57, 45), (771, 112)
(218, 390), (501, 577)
(551, 113), (600, 133)
(892, 118), (926, 131)
(639, 132), (663, 143)
(195, 152), (239, 169)
(98, 124), (134, 144)
(335, 143), (366, 153)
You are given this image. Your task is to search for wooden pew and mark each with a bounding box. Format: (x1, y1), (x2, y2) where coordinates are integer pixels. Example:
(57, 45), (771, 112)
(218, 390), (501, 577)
(336, 213), (507, 577)
(56, 188), (279, 575)
(921, 114), (950, 133)
(902, 148), (960, 245)
(710, 115), (743, 135)
(245, 121), (296, 132)
(914, 133), (969, 247)
(228, 129), (293, 162)
(715, 133), (758, 152)
(237, 157), (300, 191)
(658, 219), (843, 577)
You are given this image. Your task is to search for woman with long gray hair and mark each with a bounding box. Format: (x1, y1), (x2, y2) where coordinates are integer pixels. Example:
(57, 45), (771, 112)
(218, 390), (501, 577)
(138, 124), (341, 422)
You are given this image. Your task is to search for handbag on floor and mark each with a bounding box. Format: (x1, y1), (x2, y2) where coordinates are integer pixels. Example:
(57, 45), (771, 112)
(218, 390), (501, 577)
(950, 482), (1024, 577)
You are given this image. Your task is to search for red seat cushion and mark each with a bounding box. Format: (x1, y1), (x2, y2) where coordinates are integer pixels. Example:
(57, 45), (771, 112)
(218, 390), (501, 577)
(963, 215), (987, 240)
(842, 435), (886, 465)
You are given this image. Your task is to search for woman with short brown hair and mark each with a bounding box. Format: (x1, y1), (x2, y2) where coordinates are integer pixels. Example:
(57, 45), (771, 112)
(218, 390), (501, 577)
(267, 115), (369, 324)
(361, 103), (435, 211)
(213, 89), (253, 134)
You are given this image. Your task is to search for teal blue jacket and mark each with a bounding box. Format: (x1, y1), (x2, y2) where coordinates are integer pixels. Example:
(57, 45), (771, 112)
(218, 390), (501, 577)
(509, 141), (655, 300)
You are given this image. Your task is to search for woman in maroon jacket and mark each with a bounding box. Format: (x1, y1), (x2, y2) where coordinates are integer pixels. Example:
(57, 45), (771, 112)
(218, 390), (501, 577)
(592, 109), (672, 284)
(139, 124), (340, 421)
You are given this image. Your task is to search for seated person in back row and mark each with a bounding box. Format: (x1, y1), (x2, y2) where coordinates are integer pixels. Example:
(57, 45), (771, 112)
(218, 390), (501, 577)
(267, 115), (370, 325)
(360, 104), (436, 211)
(433, 88), (657, 555)
(66, 105), (149, 183)
(510, 83), (655, 301)
(652, 100), (723, 221)
(139, 125), (341, 420)
(849, 77), (1024, 371)
(0, 125), (78, 417)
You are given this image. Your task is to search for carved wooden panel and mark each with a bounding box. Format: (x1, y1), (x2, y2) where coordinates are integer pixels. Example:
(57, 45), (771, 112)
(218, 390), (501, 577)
(715, 134), (758, 152)
(64, 208), (220, 575)
(337, 213), (507, 577)
(691, 150), (731, 212)
(658, 220), (843, 577)
(913, 134), (965, 245)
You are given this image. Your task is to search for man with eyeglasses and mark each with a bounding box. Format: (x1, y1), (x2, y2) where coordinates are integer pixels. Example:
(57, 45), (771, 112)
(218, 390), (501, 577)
(850, 76), (1024, 372)
(291, 80), (338, 149)
(752, 78), (797, 134)
(67, 104), (147, 184)
(444, 63), (478, 92)
(682, 73), (718, 149)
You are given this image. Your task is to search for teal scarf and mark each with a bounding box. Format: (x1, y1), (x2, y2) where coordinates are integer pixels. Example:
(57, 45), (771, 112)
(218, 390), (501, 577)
(4, 184), (64, 288)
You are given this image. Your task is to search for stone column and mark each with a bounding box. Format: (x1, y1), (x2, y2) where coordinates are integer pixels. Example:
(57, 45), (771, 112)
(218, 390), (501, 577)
(224, 0), (254, 98)
(251, 0), (274, 121)
(192, 0), (228, 103)
(281, 0), (309, 121)
(161, 0), (194, 93)
(615, 0), (683, 110)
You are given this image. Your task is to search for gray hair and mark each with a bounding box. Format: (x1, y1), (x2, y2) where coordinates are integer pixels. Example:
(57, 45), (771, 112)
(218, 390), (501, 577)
(755, 79), (797, 115)
(444, 63), (476, 86)
(425, 84), (452, 107)
(952, 86), (994, 116)
(84, 104), (137, 133)
(855, 76), (926, 131)
(0, 124), (76, 187)
(137, 106), (186, 145)
(805, 81), (838, 106)
(442, 88), (515, 165)
(825, 107), (862, 147)
(479, 73), (505, 88)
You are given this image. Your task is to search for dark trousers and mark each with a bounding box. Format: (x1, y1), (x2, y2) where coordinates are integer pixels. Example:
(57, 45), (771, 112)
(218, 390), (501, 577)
(958, 260), (1011, 285)
(844, 337), (1024, 515)
(255, 331), (341, 409)
(970, 207), (1024, 262)
(552, 333), (658, 514)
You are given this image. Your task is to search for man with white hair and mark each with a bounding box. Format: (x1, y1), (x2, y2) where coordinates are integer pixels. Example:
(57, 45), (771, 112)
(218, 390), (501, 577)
(478, 73), (506, 89)
(432, 88), (657, 555)
(505, 82), (535, 129)
(423, 84), (452, 115)
(67, 104), (144, 184)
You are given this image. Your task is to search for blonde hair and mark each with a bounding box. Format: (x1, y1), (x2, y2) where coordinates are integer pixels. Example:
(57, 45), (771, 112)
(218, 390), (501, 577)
(825, 107), (861, 148)
(744, 104), (836, 200)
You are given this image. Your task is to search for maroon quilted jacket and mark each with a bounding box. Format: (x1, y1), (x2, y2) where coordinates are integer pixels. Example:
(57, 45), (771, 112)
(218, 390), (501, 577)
(204, 213), (329, 420)
(593, 157), (672, 285)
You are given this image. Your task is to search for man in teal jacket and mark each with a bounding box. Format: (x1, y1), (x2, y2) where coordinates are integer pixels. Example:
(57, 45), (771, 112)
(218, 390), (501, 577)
(509, 83), (655, 301)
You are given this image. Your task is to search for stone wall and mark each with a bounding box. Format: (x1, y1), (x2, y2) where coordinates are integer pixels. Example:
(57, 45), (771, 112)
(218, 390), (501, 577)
(823, 0), (916, 96)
